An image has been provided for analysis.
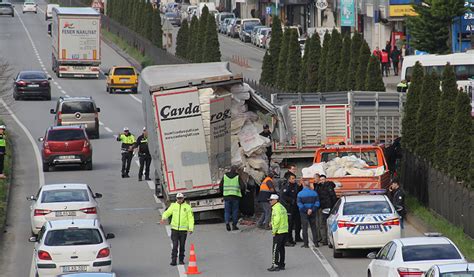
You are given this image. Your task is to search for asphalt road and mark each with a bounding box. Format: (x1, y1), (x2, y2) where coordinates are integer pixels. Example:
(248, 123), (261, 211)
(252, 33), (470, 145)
(0, 3), (419, 277)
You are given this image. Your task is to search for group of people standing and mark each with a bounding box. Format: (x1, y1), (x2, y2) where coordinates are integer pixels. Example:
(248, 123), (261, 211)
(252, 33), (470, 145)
(116, 127), (152, 181)
(373, 41), (406, 77)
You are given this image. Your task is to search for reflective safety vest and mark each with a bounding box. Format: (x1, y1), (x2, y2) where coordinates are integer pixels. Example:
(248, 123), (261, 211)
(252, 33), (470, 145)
(271, 202), (289, 235)
(0, 134), (5, 147)
(162, 202), (195, 231)
(260, 177), (273, 191)
(223, 175), (242, 197)
(119, 134), (136, 151)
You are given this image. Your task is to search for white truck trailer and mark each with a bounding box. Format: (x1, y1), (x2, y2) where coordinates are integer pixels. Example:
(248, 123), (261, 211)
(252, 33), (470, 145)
(140, 62), (289, 218)
(51, 7), (101, 78)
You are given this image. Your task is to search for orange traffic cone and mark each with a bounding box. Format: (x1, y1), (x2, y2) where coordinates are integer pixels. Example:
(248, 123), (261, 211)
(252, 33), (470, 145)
(185, 243), (201, 275)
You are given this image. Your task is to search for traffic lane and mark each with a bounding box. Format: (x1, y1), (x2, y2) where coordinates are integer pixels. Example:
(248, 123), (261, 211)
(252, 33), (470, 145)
(16, 6), (180, 276)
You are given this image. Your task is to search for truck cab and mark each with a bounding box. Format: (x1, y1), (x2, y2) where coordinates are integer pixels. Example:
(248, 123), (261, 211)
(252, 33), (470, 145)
(313, 145), (391, 195)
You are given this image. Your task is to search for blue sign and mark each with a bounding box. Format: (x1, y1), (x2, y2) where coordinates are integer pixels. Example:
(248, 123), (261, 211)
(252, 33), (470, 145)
(389, 0), (420, 5)
(461, 1), (474, 33)
(266, 6), (272, 15)
(340, 0), (355, 27)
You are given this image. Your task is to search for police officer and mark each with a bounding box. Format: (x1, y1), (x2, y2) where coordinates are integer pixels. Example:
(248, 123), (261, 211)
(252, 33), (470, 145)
(267, 194), (288, 272)
(116, 127), (136, 178)
(397, 80), (408, 92)
(0, 125), (6, 179)
(160, 192), (194, 266)
(219, 165), (245, 231)
(135, 127), (151, 181)
(389, 179), (406, 229)
(280, 173), (302, 246)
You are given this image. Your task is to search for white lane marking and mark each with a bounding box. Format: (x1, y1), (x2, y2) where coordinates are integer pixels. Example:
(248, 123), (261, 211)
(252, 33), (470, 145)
(309, 239), (339, 277)
(37, 6), (45, 14)
(53, 81), (58, 86)
(60, 90), (66, 94)
(129, 94), (142, 104)
(56, 85), (62, 90)
(65, 94), (70, 97)
(146, 180), (154, 190)
(0, 99), (44, 187)
(104, 127), (113, 133)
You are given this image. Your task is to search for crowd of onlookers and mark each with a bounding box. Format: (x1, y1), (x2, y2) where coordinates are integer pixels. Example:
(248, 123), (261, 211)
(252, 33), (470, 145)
(372, 41), (407, 77)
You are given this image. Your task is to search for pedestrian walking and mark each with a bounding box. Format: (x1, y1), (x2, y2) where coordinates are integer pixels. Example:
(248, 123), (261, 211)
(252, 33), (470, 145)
(220, 165), (246, 231)
(0, 125), (7, 179)
(257, 172), (276, 229)
(388, 178), (406, 229)
(385, 41), (391, 57)
(135, 127), (152, 181)
(116, 127), (136, 178)
(267, 194), (288, 272)
(314, 175), (337, 245)
(259, 124), (273, 164)
(372, 46), (382, 61)
(280, 173), (302, 246)
(160, 192), (194, 266)
(297, 180), (320, 248)
(391, 46), (401, 76)
(381, 50), (390, 77)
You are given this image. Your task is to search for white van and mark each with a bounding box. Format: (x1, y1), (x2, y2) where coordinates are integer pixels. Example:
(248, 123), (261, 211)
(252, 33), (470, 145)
(45, 4), (59, 20)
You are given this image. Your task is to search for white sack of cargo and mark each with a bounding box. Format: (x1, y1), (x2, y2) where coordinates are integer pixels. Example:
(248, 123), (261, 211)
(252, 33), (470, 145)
(302, 163), (326, 178)
(302, 156), (382, 178)
(238, 122), (271, 156)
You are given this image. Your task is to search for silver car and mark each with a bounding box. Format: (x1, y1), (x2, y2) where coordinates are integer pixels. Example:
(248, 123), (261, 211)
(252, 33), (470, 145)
(165, 12), (181, 26)
(51, 96), (101, 139)
(250, 25), (264, 45)
(0, 2), (14, 17)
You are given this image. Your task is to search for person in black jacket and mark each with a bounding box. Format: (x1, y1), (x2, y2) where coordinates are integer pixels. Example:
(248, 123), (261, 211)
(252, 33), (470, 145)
(135, 127), (152, 182)
(314, 175), (338, 245)
(388, 179), (406, 229)
(280, 173), (302, 246)
(259, 124), (273, 165)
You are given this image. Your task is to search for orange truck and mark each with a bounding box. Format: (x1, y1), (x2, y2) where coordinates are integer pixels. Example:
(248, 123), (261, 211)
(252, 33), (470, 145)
(305, 145), (392, 196)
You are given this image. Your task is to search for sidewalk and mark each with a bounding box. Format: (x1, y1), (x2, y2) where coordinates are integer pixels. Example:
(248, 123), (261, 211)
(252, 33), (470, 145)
(383, 74), (401, 92)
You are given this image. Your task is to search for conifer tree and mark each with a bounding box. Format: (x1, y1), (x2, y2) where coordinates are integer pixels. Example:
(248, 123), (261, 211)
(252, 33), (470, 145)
(194, 5), (209, 63)
(276, 29), (290, 89)
(144, 2), (153, 40)
(175, 19), (189, 59)
(434, 63), (458, 169)
(347, 32), (362, 90)
(401, 61), (424, 151)
(355, 40), (370, 90)
(285, 29), (301, 92)
(318, 31), (331, 92)
(415, 71), (440, 161)
(337, 35), (351, 91)
(151, 7), (163, 48)
(326, 29), (342, 92)
(187, 15), (199, 61)
(469, 120), (474, 186)
(448, 90), (472, 180)
(365, 55), (385, 91)
(260, 16), (282, 86)
(298, 37), (312, 92)
(306, 33), (321, 92)
(202, 15), (221, 62)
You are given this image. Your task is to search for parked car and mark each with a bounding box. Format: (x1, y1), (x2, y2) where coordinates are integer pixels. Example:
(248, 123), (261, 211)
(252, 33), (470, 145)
(220, 18), (232, 34)
(13, 70), (51, 100)
(256, 27), (271, 48)
(229, 18), (241, 38)
(51, 96), (101, 139)
(22, 0), (37, 13)
(265, 33), (271, 49)
(425, 263), (474, 277)
(165, 12), (181, 27)
(28, 183), (102, 235)
(45, 4), (59, 20)
(367, 235), (466, 276)
(0, 2), (14, 17)
(250, 25), (264, 45)
(226, 18), (235, 36)
(216, 12), (235, 30)
(30, 219), (114, 276)
(105, 66), (139, 94)
(39, 126), (93, 172)
(239, 18), (260, 42)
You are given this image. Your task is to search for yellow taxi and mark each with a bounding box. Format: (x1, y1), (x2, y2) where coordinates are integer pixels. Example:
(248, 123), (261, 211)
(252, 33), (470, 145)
(105, 66), (139, 94)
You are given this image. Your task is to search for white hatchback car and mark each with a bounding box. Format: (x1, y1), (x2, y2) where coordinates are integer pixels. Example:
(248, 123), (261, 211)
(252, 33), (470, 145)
(28, 183), (102, 235)
(425, 263), (474, 277)
(367, 236), (466, 277)
(22, 0), (37, 13)
(325, 193), (401, 258)
(30, 219), (114, 277)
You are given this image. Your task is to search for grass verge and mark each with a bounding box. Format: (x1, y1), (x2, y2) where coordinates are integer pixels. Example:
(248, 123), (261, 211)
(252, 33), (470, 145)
(0, 128), (12, 233)
(102, 28), (154, 68)
(407, 195), (474, 261)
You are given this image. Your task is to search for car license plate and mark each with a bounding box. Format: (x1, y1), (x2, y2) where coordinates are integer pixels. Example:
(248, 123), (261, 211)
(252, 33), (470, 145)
(28, 84), (39, 87)
(59, 155), (76, 160)
(359, 224), (381, 231)
(62, 265), (87, 272)
(56, 211), (76, 217)
(120, 78), (129, 83)
(73, 66), (85, 71)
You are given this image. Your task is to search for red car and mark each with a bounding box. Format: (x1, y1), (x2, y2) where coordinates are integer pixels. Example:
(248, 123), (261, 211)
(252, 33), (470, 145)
(39, 126), (93, 172)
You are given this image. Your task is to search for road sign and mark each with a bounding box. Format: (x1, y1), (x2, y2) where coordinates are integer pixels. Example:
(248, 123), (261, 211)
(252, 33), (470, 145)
(266, 6), (272, 15)
(315, 0), (328, 10)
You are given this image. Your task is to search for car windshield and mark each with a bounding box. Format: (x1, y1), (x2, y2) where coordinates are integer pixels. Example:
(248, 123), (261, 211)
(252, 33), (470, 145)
(244, 21), (259, 31)
(165, 12), (176, 17)
(113, 68), (135, 75)
(41, 189), (89, 203)
(402, 244), (462, 262)
(0, 3), (12, 7)
(440, 272), (474, 277)
(221, 14), (234, 20)
(61, 101), (95, 113)
(19, 72), (46, 80)
(342, 201), (392, 215)
(44, 229), (103, 246)
(48, 129), (86, 141)
(261, 29), (268, 35)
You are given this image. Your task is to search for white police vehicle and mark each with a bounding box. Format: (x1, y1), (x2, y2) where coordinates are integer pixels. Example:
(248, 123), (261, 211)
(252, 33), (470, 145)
(325, 191), (401, 258)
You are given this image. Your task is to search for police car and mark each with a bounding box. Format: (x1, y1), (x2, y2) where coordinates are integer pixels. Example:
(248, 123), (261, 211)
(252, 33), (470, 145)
(325, 191), (401, 258)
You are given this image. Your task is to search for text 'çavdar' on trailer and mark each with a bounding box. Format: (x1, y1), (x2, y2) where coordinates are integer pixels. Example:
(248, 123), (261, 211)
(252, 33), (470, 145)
(139, 62), (293, 220)
(49, 7), (101, 79)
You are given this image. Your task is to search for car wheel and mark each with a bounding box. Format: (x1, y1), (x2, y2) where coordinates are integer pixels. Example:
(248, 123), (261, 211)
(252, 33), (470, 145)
(12, 13), (14, 17)
(84, 161), (93, 170)
(333, 245), (343, 258)
(327, 234), (333, 249)
(106, 86), (109, 93)
(367, 270), (372, 277)
(13, 93), (19, 100)
(35, 11), (37, 14)
(42, 162), (50, 172)
(45, 93), (51, 101)
(132, 88), (138, 94)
